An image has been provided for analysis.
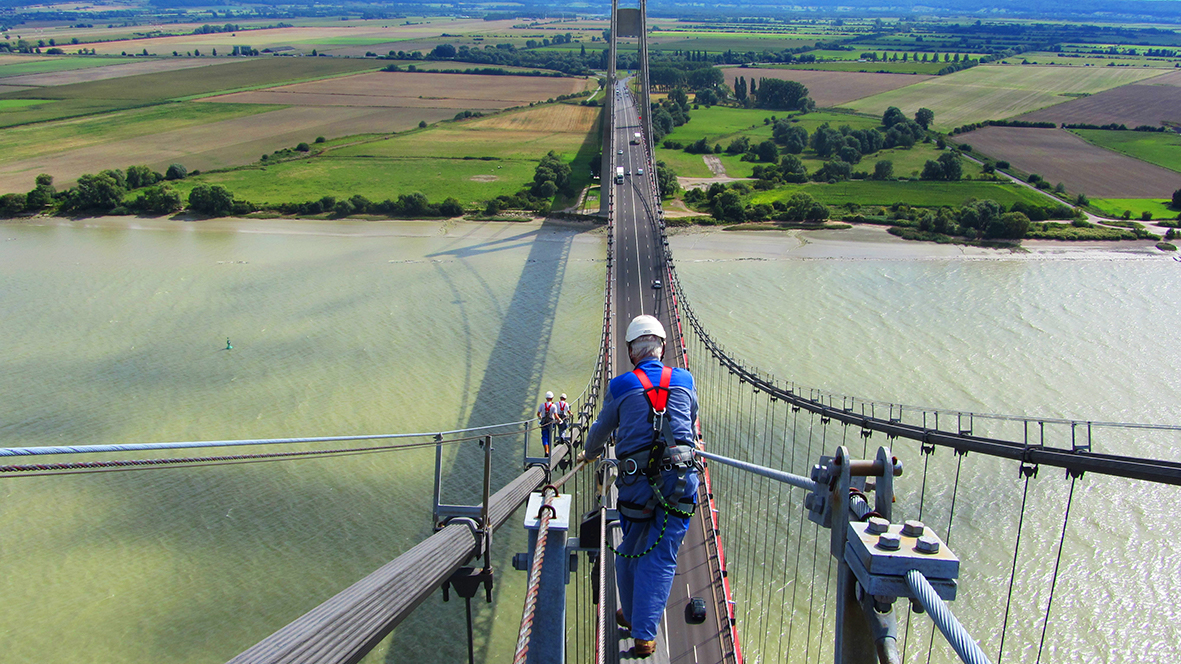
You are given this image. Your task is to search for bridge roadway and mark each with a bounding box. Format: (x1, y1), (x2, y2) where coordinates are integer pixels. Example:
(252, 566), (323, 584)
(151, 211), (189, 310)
(609, 79), (730, 664)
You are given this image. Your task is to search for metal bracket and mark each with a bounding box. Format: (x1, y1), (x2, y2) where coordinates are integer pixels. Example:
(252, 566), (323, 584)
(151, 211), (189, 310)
(442, 566), (495, 604)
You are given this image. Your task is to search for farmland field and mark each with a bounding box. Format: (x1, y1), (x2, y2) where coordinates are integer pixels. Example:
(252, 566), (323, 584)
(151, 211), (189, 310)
(1091, 198), (1180, 219)
(772, 61), (948, 75)
(1007, 51), (1181, 68)
(150, 157), (537, 207)
(717, 68), (933, 107)
(1018, 78), (1181, 127)
(747, 180), (1052, 208)
(203, 71), (593, 110)
(0, 58), (244, 87)
(841, 65), (1167, 130)
(0, 105), (456, 193)
(333, 104), (598, 160)
(76, 18), (522, 56)
(0, 58), (383, 127)
(1071, 129), (1181, 173)
(0, 57), (125, 79)
(959, 126), (1181, 198)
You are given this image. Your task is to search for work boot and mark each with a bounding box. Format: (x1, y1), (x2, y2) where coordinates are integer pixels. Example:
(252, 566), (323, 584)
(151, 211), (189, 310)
(616, 609), (632, 630)
(633, 639), (656, 658)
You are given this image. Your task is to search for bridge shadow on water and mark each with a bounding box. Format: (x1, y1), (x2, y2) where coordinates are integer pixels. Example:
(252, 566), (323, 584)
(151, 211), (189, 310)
(385, 218), (578, 663)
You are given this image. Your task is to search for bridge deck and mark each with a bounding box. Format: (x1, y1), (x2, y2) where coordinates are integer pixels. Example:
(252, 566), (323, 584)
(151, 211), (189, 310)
(609, 79), (733, 664)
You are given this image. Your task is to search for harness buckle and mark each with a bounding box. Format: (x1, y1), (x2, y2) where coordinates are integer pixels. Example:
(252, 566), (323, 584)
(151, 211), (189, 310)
(623, 458), (639, 475)
(652, 409), (666, 433)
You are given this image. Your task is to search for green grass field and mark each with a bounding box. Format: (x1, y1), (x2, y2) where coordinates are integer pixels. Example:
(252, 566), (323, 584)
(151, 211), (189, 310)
(841, 65), (1167, 130)
(1072, 129), (1181, 173)
(748, 180), (1051, 208)
(0, 102), (280, 165)
(0, 99), (51, 110)
(0, 58), (381, 127)
(1013, 51), (1181, 68)
(0, 57), (127, 79)
(1092, 198), (1181, 220)
(153, 157), (537, 207)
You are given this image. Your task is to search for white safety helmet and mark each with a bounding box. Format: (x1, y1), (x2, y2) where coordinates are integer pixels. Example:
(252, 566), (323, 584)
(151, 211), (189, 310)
(545, 391), (554, 400)
(560, 393), (567, 399)
(625, 315), (666, 343)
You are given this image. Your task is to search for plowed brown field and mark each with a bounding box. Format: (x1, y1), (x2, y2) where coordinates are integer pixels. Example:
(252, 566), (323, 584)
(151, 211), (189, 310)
(203, 71), (592, 109)
(961, 126), (1181, 198)
(717, 67), (931, 107)
(1020, 82), (1181, 127)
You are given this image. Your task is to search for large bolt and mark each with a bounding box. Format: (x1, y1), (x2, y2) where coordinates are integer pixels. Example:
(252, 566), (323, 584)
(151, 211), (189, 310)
(877, 532), (901, 551)
(902, 520), (925, 538)
(916, 535), (941, 554)
(866, 517), (890, 534)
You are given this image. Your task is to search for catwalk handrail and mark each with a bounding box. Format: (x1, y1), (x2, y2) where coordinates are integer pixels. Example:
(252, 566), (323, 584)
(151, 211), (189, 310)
(668, 271), (1181, 487)
(0, 421), (533, 458)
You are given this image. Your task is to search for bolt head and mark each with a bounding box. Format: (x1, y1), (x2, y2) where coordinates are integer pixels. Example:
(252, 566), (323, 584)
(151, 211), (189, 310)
(877, 532), (901, 551)
(901, 520), (925, 538)
(866, 516), (890, 534)
(916, 535), (940, 554)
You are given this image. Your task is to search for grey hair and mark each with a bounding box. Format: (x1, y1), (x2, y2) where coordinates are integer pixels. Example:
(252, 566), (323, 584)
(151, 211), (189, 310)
(628, 335), (664, 365)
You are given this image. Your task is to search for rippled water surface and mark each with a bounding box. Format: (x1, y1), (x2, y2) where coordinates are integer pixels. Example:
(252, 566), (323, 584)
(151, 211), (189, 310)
(3, 219), (1179, 663)
(671, 227), (1181, 663)
(0, 217), (603, 664)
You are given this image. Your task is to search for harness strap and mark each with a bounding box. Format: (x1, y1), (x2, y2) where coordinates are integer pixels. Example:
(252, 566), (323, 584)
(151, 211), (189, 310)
(632, 366), (673, 413)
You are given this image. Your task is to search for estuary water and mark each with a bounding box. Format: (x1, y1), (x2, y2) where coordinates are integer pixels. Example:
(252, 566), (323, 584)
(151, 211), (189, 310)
(671, 225), (1181, 664)
(1, 218), (1178, 663)
(0, 217), (604, 664)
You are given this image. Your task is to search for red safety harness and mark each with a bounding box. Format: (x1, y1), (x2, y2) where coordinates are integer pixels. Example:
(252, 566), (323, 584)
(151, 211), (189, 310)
(633, 366), (673, 414)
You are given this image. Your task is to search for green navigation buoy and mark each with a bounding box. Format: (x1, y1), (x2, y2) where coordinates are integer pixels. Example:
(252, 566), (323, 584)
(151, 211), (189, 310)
(226, 338), (233, 350)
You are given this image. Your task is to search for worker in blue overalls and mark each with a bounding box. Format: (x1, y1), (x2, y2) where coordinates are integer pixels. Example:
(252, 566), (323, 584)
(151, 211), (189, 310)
(579, 314), (700, 658)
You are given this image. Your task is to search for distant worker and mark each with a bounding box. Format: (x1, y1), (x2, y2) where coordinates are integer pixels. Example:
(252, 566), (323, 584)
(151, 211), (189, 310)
(537, 391), (560, 456)
(578, 315), (700, 658)
(557, 393), (572, 442)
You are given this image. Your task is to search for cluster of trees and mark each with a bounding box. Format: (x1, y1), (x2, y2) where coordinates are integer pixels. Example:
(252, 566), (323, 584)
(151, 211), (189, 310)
(192, 23), (242, 34)
(683, 182), (829, 224)
(920, 152), (964, 181)
(650, 88), (693, 144)
(425, 42), (598, 75)
(951, 119), (1056, 134)
(277, 193), (463, 218)
(523, 33), (573, 48)
(733, 77), (815, 112)
(649, 64), (724, 92)
(886, 199), (1066, 240)
(1061, 122), (1169, 132)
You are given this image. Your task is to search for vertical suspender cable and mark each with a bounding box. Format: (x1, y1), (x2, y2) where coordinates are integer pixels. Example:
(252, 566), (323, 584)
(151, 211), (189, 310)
(1036, 476), (1076, 664)
(756, 389), (778, 660)
(997, 473), (1032, 664)
(787, 410), (816, 664)
(927, 450), (965, 664)
(903, 444), (934, 661)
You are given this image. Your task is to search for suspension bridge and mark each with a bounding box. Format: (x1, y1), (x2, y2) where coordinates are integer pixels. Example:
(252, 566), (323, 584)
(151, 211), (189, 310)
(4, 3), (1181, 663)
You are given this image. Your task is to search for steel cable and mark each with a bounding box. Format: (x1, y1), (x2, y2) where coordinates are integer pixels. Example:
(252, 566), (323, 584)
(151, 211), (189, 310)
(907, 570), (992, 664)
(1036, 476), (1076, 664)
(997, 472), (1032, 664)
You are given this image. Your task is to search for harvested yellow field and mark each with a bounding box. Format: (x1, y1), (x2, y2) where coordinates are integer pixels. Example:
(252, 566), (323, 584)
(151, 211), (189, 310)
(204, 71), (593, 109)
(83, 18), (521, 56)
(332, 104), (600, 161)
(465, 103), (600, 133)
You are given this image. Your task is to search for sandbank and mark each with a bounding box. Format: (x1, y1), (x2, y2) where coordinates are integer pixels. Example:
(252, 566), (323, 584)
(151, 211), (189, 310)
(668, 223), (1172, 262)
